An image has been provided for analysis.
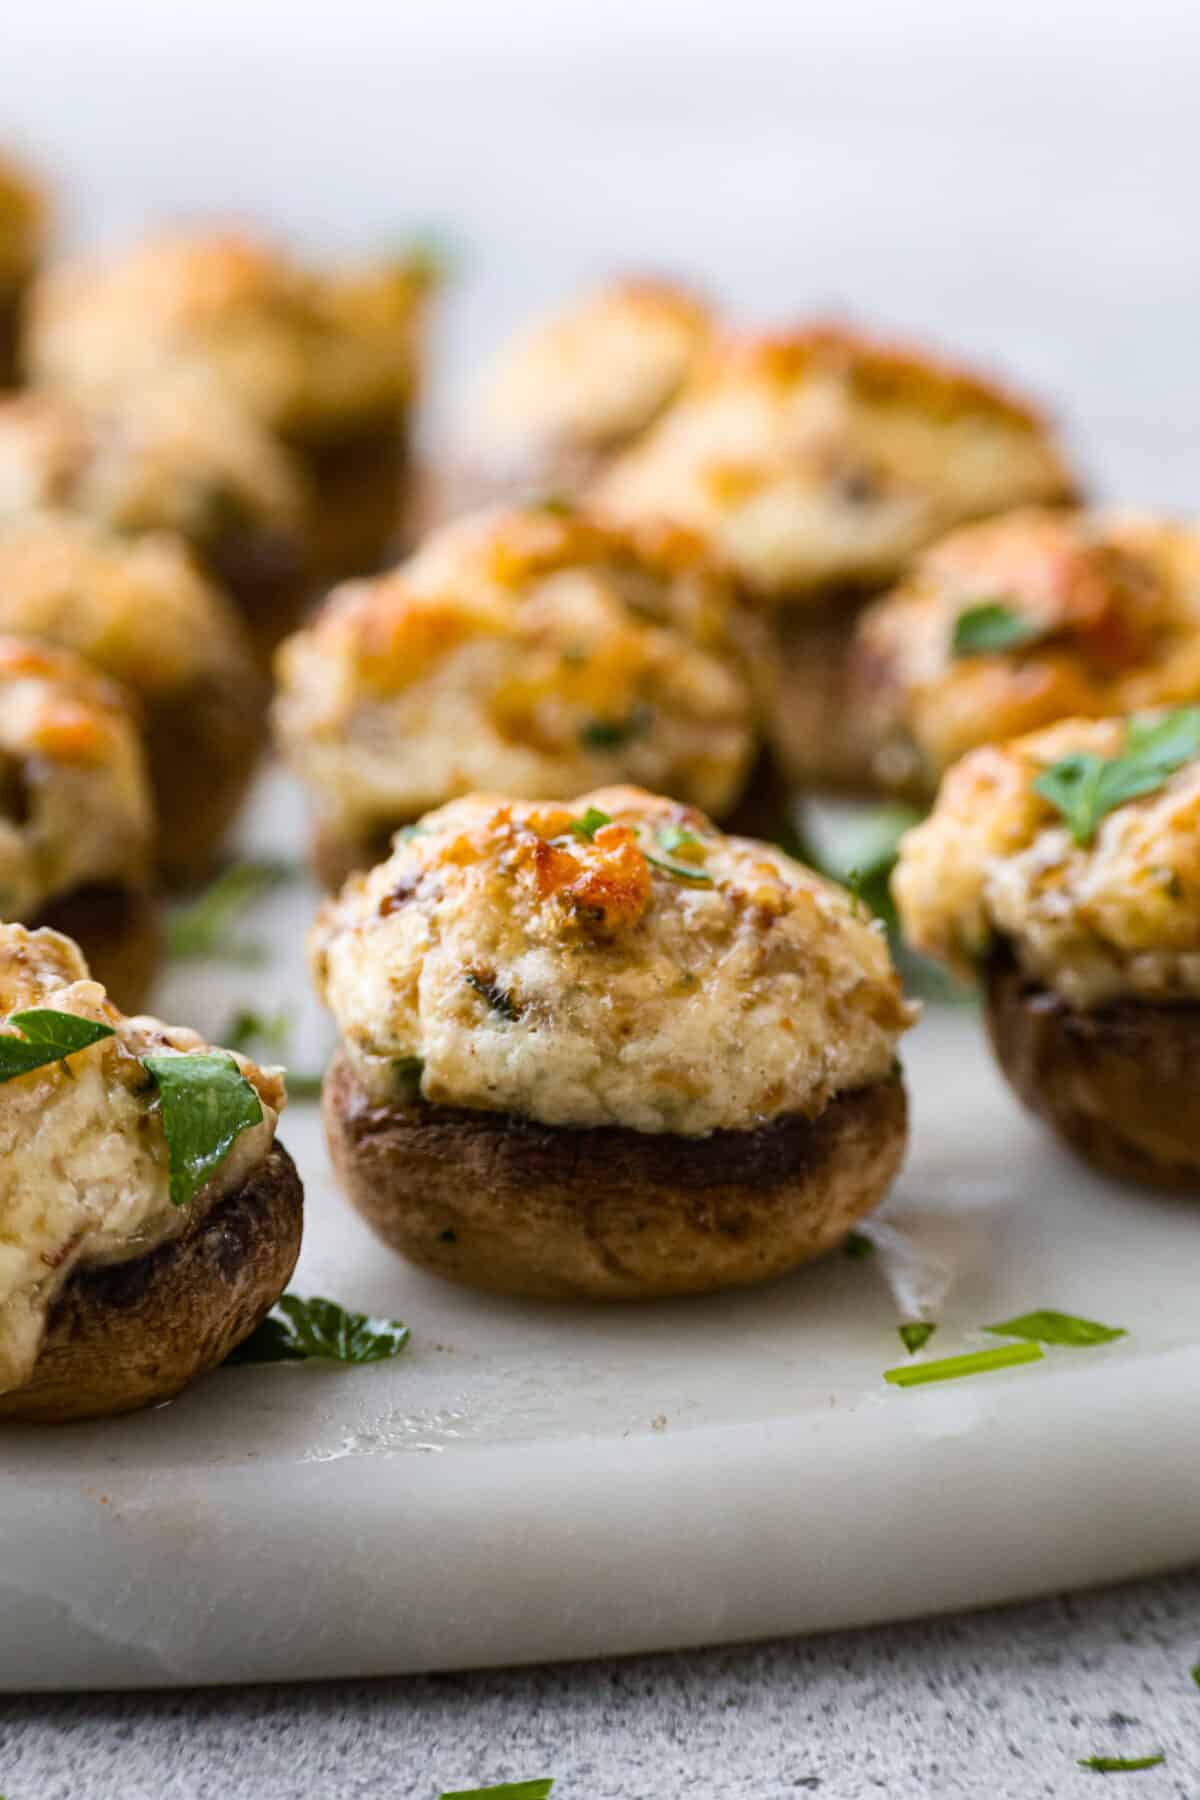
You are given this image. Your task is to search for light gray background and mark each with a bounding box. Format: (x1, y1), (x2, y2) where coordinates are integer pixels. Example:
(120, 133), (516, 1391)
(3, 1), (1199, 1793)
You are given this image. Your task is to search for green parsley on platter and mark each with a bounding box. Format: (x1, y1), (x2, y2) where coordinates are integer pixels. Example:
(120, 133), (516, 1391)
(884, 1342), (1044, 1387)
(898, 1322), (937, 1355)
(226, 1295), (410, 1367)
(439, 1783), (555, 1800)
(1076, 1753), (1164, 1773)
(983, 1310), (1126, 1347)
(166, 858), (297, 961)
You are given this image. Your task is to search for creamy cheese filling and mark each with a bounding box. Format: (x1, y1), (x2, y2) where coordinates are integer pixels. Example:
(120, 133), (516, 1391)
(0, 928), (280, 1396)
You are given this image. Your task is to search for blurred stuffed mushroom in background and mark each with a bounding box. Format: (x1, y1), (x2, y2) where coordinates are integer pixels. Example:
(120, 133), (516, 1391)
(0, 636), (157, 1011)
(311, 785), (916, 1300)
(851, 507), (1200, 799)
(0, 509), (265, 885)
(0, 375), (312, 656)
(274, 501), (775, 889)
(25, 226), (438, 583)
(435, 274), (715, 522)
(595, 323), (1080, 793)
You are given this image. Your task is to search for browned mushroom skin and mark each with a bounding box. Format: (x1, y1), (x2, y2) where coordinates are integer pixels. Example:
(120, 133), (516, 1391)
(322, 1049), (907, 1301)
(0, 1144), (303, 1423)
(985, 942), (1200, 1190)
(35, 882), (160, 1015)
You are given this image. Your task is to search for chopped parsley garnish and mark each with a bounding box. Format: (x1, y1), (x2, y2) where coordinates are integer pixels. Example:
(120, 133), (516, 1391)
(842, 1231), (875, 1261)
(1191, 1662), (1200, 1690)
(530, 492), (574, 517)
(644, 852), (713, 885)
(394, 822), (429, 845)
(440, 1784), (555, 1800)
(569, 806), (612, 841)
(1033, 708), (1200, 846)
(0, 1008), (114, 1083)
(166, 859), (296, 961)
(642, 821), (712, 884)
(142, 1051), (264, 1209)
(984, 1309), (1126, 1347)
(1076, 1754), (1164, 1773)
(657, 822), (703, 854)
(898, 1322), (937, 1355)
(465, 971), (521, 1020)
(951, 599), (1048, 658)
(579, 705), (653, 750)
(884, 1342), (1043, 1387)
(226, 1294), (410, 1366)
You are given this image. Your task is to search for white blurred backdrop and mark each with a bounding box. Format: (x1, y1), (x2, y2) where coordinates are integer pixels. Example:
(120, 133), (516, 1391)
(4, 0), (1198, 497)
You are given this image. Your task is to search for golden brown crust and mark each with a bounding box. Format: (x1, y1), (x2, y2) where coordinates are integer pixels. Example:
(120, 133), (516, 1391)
(322, 1049), (907, 1300)
(0, 1143), (303, 1422)
(35, 882), (160, 1015)
(985, 943), (1200, 1191)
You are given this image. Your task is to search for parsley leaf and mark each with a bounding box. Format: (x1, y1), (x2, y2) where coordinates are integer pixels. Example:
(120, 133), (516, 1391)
(440, 1784), (555, 1800)
(1034, 708), (1200, 845)
(984, 1309), (1126, 1347)
(898, 1322), (937, 1355)
(884, 1342), (1043, 1387)
(579, 706), (653, 750)
(0, 1009), (114, 1082)
(843, 1231), (875, 1261)
(166, 859), (296, 961)
(569, 806), (612, 841)
(644, 852), (713, 885)
(657, 822), (702, 854)
(951, 599), (1048, 658)
(226, 1294), (410, 1366)
(142, 1051), (264, 1208)
(1076, 1754), (1164, 1773)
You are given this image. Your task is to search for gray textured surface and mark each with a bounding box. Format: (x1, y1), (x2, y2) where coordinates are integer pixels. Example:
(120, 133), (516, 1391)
(1, 1570), (1198, 1798)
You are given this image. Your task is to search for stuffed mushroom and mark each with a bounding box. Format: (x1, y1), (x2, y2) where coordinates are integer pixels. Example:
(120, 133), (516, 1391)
(26, 226), (435, 581)
(437, 275), (714, 521)
(0, 636), (158, 1010)
(893, 710), (1200, 1189)
(595, 323), (1079, 789)
(0, 378), (311, 653)
(275, 503), (775, 889)
(0, 152), (47, 386)
(0, 510), (265, 884)
(311, 785), (915, 1299)
(852, 507), (1200, 799)
(0, 922), (302, 1421)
